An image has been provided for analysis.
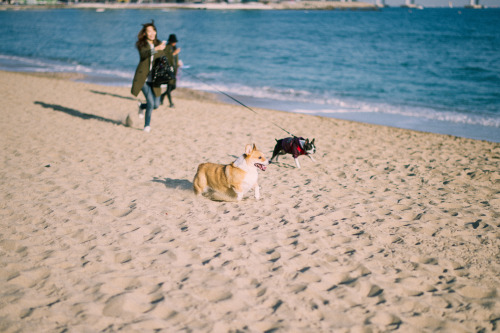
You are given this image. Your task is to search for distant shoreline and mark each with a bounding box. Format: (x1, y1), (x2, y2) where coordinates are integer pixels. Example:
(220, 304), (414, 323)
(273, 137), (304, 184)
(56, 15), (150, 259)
(0, 1), (379, 11)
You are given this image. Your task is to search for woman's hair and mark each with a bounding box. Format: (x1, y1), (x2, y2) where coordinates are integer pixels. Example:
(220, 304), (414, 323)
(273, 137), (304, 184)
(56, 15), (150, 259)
(136, 20), (161, 50)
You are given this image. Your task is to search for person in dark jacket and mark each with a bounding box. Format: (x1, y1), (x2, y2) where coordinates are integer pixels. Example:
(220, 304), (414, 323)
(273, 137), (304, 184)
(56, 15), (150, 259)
(160, 34), (181, 108)
(131, 21), (173, 133)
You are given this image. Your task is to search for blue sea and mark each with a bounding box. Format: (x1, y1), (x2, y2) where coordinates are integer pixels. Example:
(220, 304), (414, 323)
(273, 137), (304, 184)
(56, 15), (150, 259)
(1, 8), (499, 142)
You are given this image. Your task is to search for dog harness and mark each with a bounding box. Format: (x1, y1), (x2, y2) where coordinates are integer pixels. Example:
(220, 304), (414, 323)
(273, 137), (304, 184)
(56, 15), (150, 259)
(281, 137), (307, 158)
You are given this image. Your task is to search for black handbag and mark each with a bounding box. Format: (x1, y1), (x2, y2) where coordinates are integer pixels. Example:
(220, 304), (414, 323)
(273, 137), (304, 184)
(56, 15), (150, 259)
(151, 56), (174, 85)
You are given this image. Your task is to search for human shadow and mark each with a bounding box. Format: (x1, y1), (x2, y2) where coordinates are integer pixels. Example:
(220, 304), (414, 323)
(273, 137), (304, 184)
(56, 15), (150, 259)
(34, 101), (123, 126)
(152, 177), (193, 191)
(90, 90), (136, 101)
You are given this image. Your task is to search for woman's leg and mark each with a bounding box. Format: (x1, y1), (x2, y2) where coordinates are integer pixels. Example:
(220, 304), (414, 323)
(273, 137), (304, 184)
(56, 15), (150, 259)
(161, 81), (176, 107)
(141, 83), (160, 129)
(153, 91), (161, 110)
(160, 87), (167, 105)
(166, 85), (173, 107)
(165, 82), (176, 107)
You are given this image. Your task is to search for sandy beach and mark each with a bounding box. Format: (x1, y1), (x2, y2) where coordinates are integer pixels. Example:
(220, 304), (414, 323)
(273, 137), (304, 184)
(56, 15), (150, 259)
(0, 70), (499, 332)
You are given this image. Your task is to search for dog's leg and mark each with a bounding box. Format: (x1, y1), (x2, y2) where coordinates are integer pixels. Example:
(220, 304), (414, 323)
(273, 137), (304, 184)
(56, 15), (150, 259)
(254, 183), (260, 200)
(308, 155), (316, 163)
(270, 144), (282, 163)
(193, 174), (205, 195)
(294, 158), (301, 168)
(232, 185), (244, 201)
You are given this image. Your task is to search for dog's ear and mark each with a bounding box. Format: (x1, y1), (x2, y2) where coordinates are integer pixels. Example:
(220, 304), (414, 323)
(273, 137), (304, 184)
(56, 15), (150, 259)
(245, 144), (253, 155)
(306, 138), (310, 143)
(311, 138), (315, 144)
(252, 144), (258, 152)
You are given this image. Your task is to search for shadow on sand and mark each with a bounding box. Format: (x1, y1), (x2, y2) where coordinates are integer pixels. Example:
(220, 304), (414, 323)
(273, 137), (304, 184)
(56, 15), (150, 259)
(152, 177), (193, 191)
(90, 90), (137, 101)
(35, 101), (124, 126)
(152, 177), (239, 201)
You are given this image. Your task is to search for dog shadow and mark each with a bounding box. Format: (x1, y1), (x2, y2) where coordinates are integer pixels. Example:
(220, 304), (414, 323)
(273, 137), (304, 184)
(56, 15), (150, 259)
(152, 177), (239, 201)
(34, 101), (124, 126)
(270, 161), (295, 169)
(152, 177), (193, 191)
(90, 90), (136, 101)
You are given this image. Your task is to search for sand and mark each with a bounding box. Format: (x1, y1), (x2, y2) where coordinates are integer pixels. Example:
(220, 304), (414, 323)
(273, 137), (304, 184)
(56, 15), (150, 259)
(0, 70), (499, 332)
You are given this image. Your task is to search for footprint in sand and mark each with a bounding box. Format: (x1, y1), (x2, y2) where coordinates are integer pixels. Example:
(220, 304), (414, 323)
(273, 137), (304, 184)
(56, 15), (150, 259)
(102, 292), (157, 317)
(114, 251), (132, 264)
(200, 288), (233, 303)
(7, 267), (51, 288)
(110, 208), (135, 218)
(457, 285), (496, 299)
(358, 281), (384, 297)
(369, 311), (402, 328)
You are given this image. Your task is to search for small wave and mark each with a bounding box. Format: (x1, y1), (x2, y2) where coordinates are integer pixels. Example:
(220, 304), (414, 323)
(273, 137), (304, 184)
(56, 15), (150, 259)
(292, 103), (500, 128)
(180, 73), (316, 102)
(459, 65), (489, 73)
(359, 103), (500, 128)
(290, 105), (500, 128)
(0, 54), (133, 84)
(179, 74), (500, 129)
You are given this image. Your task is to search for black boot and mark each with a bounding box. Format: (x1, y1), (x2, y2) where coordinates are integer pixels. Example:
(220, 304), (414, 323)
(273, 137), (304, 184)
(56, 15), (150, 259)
(168, 93), (174, 108)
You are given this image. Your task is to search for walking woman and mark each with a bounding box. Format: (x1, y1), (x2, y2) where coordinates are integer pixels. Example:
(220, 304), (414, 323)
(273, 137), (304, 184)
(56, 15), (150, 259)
(160, 34), (181, 107)
(131, 21), (173, 133)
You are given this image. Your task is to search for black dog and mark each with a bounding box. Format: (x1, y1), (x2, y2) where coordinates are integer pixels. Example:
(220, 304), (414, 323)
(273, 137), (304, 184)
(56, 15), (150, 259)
(270, 137), (316, 168)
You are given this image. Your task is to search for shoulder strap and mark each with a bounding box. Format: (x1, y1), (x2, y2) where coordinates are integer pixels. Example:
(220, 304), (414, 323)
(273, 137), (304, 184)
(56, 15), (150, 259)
(149, 43), (155, 72)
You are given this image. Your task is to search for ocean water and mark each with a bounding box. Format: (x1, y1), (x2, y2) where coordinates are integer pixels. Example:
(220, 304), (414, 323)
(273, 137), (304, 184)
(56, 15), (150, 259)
(1, 8), (499, 142)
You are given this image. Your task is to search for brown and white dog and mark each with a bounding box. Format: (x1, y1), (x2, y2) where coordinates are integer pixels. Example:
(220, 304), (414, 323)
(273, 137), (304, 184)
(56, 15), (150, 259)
(193, 144), (269, 201)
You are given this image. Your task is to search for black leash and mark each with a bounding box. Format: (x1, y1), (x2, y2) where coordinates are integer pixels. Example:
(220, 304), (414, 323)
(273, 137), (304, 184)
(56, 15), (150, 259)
(182, 69), (295, 138)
